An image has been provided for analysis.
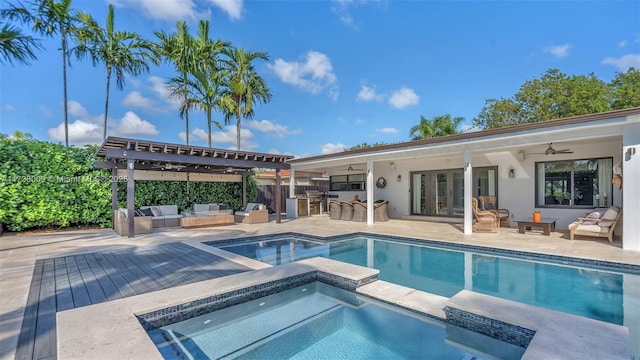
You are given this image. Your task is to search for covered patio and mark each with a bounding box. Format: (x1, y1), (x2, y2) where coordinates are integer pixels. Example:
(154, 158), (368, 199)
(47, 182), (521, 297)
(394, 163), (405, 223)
(287, 107), (640, 250)
(95, 137), (294, 237)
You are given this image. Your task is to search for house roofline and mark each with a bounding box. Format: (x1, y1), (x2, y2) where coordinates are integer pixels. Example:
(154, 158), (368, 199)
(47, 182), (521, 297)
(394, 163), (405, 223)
(287, 107), (640, 164)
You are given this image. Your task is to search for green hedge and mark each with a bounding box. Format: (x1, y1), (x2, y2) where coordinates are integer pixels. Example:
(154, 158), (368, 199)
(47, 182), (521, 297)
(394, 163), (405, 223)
(0, 137), (257, 232)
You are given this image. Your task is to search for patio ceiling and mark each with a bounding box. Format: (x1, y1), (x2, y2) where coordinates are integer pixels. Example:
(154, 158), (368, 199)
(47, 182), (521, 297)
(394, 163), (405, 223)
(96, 136), (294, 174)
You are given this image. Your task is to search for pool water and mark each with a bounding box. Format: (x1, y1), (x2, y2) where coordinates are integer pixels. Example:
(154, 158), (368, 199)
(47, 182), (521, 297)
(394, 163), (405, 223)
(212, 234), (638, 327)
(148, 282), (523, 360)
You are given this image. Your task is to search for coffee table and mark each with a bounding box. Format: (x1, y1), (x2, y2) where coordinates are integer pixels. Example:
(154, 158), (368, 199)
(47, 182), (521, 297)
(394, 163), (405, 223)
(516, 218), (557, 236)
(180, 213), (234, 228)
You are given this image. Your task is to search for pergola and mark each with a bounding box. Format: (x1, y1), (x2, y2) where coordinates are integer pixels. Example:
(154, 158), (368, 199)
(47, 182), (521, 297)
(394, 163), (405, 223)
(95, 137), (293, 237)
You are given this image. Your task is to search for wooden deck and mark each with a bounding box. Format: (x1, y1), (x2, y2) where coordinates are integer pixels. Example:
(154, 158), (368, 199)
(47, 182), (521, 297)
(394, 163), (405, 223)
(15, 242), (252, 360)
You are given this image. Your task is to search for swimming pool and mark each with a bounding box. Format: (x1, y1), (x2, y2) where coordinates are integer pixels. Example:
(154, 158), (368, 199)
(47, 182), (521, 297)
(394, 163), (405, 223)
(147, 282), (523, 360)
(209, 233), (639, 331)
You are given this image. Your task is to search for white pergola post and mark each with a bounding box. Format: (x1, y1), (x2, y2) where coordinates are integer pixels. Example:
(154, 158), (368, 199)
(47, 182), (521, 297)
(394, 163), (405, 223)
(622, 122), (640, 250)
(366, 160), (374, 225)
(464, 151), (473, 235)
(289, 169), (295, 198)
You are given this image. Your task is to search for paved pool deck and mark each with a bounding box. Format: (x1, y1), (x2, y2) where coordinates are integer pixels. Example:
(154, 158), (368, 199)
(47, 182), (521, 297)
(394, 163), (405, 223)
(1, 215), (638, 360)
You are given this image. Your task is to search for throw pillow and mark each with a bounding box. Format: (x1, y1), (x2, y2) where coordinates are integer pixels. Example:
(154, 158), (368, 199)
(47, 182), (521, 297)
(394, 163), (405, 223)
(597, 220), (614, 227)
(253, 204), (260, 210)
(484, 203), (495, 210)
(219, 204), (229, 210)
(150, 206), (161, 217)
(134, 209), (144, 217)
(140, 208), (154, 217)
(209, 204), (220, 211)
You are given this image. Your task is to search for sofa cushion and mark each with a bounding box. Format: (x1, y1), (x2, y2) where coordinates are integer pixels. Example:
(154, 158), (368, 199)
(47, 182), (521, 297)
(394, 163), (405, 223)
(209, 204), (220, 211)
(156, 205), (179, 216)
(149, 206), (161, 217)
(601, 206), (620, 221)
(193, 204), (210, 213)
(569, 222), (609, 233)
(244, 203), (259, 211)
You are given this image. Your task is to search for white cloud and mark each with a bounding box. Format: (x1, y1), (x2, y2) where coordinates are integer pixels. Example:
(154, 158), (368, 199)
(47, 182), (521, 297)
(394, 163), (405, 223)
(355, 118), (365, 125)
(48, 120), (103, 146)
(207, 0), (243, 20)
(115, 111), (159, 136)
(68, 100), (90, 118)
(602, 54), (640, 70)
(245, 120), (302, 138)
(356, 84), (383, 102)
(388, 87), (419, 109)
(148, 76), (179, 110)
(543, 44), (572, 58)
(4, 104), (15, 111)
(179, 125), (258, 150)
(111, 0), (209, 21)
(321, 143), (346, 154)
(376, 127), (398, 134)
(267, 148), (294, 156)
(268, 51), (338, 98)
(618, 40), (628, 48)
(122, 91), (157, 112)
(460, 124), (481, 133)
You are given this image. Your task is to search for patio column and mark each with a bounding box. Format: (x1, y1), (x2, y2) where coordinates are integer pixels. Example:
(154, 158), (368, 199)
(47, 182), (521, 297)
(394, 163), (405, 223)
(126, 159), (135, 238)
(622, 122), (640, 250)
(111, 167), (118, 229)
(366, 160), (374, 225)
(464, 151), (473, 235)
(275, 169), (282, 223)
(289, 169), (295, 198)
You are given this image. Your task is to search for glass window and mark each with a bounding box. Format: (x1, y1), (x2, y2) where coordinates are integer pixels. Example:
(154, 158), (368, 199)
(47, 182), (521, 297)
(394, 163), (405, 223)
(329, 174), (367, 191)
(536, 158), (612, 208)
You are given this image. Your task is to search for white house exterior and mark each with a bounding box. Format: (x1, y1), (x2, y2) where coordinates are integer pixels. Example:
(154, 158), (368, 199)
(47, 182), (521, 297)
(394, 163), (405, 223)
(287, 108), (640, 251)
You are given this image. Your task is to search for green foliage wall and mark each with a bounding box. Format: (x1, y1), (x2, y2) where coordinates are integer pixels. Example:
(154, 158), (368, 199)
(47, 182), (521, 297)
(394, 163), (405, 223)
(0, 137), (258, 232)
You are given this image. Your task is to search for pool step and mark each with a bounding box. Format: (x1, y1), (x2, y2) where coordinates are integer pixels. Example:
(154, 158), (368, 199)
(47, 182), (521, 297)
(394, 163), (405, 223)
(169, 293), (341, 359)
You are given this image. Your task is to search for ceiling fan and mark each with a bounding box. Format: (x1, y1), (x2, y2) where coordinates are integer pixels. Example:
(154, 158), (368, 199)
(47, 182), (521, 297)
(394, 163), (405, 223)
(338, 165), (365, 172)
(531, 143), (574, 156)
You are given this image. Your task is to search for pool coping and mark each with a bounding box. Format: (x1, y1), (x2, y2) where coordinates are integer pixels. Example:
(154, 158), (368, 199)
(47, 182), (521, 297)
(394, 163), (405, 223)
(57, 251), (631, 360)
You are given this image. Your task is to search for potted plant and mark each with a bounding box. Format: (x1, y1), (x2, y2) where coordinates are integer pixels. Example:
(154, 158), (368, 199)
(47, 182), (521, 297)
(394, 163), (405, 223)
(533, 210), (542, 222)
(353, 194), (360, 202)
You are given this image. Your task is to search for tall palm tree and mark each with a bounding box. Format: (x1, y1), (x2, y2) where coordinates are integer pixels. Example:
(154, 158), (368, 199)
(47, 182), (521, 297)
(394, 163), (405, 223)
(155, 22), (195, 144)
(220, 47), (272, 150)
(73, 4), (158, 140)
(1, 0), (79, 147)
(0, 21), (42, 65)
(410, 114), (464, 140)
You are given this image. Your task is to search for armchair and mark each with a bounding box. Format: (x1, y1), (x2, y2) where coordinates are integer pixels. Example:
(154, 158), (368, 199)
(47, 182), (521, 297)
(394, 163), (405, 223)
(479, 195), (510, 227)
(472, 198), (499, 233)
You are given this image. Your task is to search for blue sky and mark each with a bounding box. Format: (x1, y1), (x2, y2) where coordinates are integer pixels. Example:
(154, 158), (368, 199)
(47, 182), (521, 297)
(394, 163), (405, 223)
(1, 0), (639, 158)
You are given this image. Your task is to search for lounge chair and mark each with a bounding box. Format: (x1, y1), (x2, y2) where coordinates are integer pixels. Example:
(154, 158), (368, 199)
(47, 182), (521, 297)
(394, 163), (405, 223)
(352, 202), (367, 222)
(234, 203), (269, 224)
(340, 202), (354, 221)
(569, 206), (621, 243)
(479, 195), (510, 227)
(472, 198), (499, 233)
(329, 200), (342, 220)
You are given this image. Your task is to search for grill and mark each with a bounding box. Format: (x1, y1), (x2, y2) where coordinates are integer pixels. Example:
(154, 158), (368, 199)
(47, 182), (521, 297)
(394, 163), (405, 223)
(305, 190), (323, 215)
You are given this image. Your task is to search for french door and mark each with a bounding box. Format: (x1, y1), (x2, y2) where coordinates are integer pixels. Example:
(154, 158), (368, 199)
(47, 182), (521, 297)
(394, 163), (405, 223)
(411, 167), (498, 216)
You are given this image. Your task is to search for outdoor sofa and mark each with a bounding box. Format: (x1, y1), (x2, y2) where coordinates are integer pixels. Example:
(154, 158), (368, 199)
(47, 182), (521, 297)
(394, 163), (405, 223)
(568, 205), (621, 243)
(140, 205), (183, 228)
(234, 203), (268, 224)
(113, 209), (152, 236)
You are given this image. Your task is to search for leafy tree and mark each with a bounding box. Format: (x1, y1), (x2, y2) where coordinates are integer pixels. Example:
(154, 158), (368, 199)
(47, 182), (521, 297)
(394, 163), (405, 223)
(1, 0), (81, 147)
(73, 4), (158, 140)
(167, 20), (230, 148)
(347, 142), (389, 151)
(610, 67), (640, 110)
(473, 69), (610, 129)
(221, 47), (272, 150)
(0, 21), (42, 65)
(156, 21), (196, 144)
(410, 114), (463, 140)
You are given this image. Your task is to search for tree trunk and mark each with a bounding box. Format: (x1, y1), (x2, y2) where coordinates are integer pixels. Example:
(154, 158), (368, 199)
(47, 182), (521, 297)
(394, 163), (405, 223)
(207, 109), (212, 148)
(104, 64), (111, 140)
(236, 97), (242, 150)
(62, 32), (69, 147)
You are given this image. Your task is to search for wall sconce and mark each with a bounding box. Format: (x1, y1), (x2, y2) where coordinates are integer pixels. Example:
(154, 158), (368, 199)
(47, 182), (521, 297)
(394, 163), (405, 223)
(508, 168), (515, 178)
(390, 162), (396, 171)
(464, 161), (471, 170)
(518, 150), (525, 161)
(128, 162), (134, 170)
(626, 147), (636, 161)
(396, 174), (402, 182)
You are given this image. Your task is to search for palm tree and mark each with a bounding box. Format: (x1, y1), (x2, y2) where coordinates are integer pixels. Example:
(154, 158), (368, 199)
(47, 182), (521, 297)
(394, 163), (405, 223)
(73, 4), (158, 140)
(1, 0), (80, 147)
(0, 21), (42, 65)
(155, 22), (195, 144)
(410, 114), (464, 140)
(220, 47), (272, 150)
